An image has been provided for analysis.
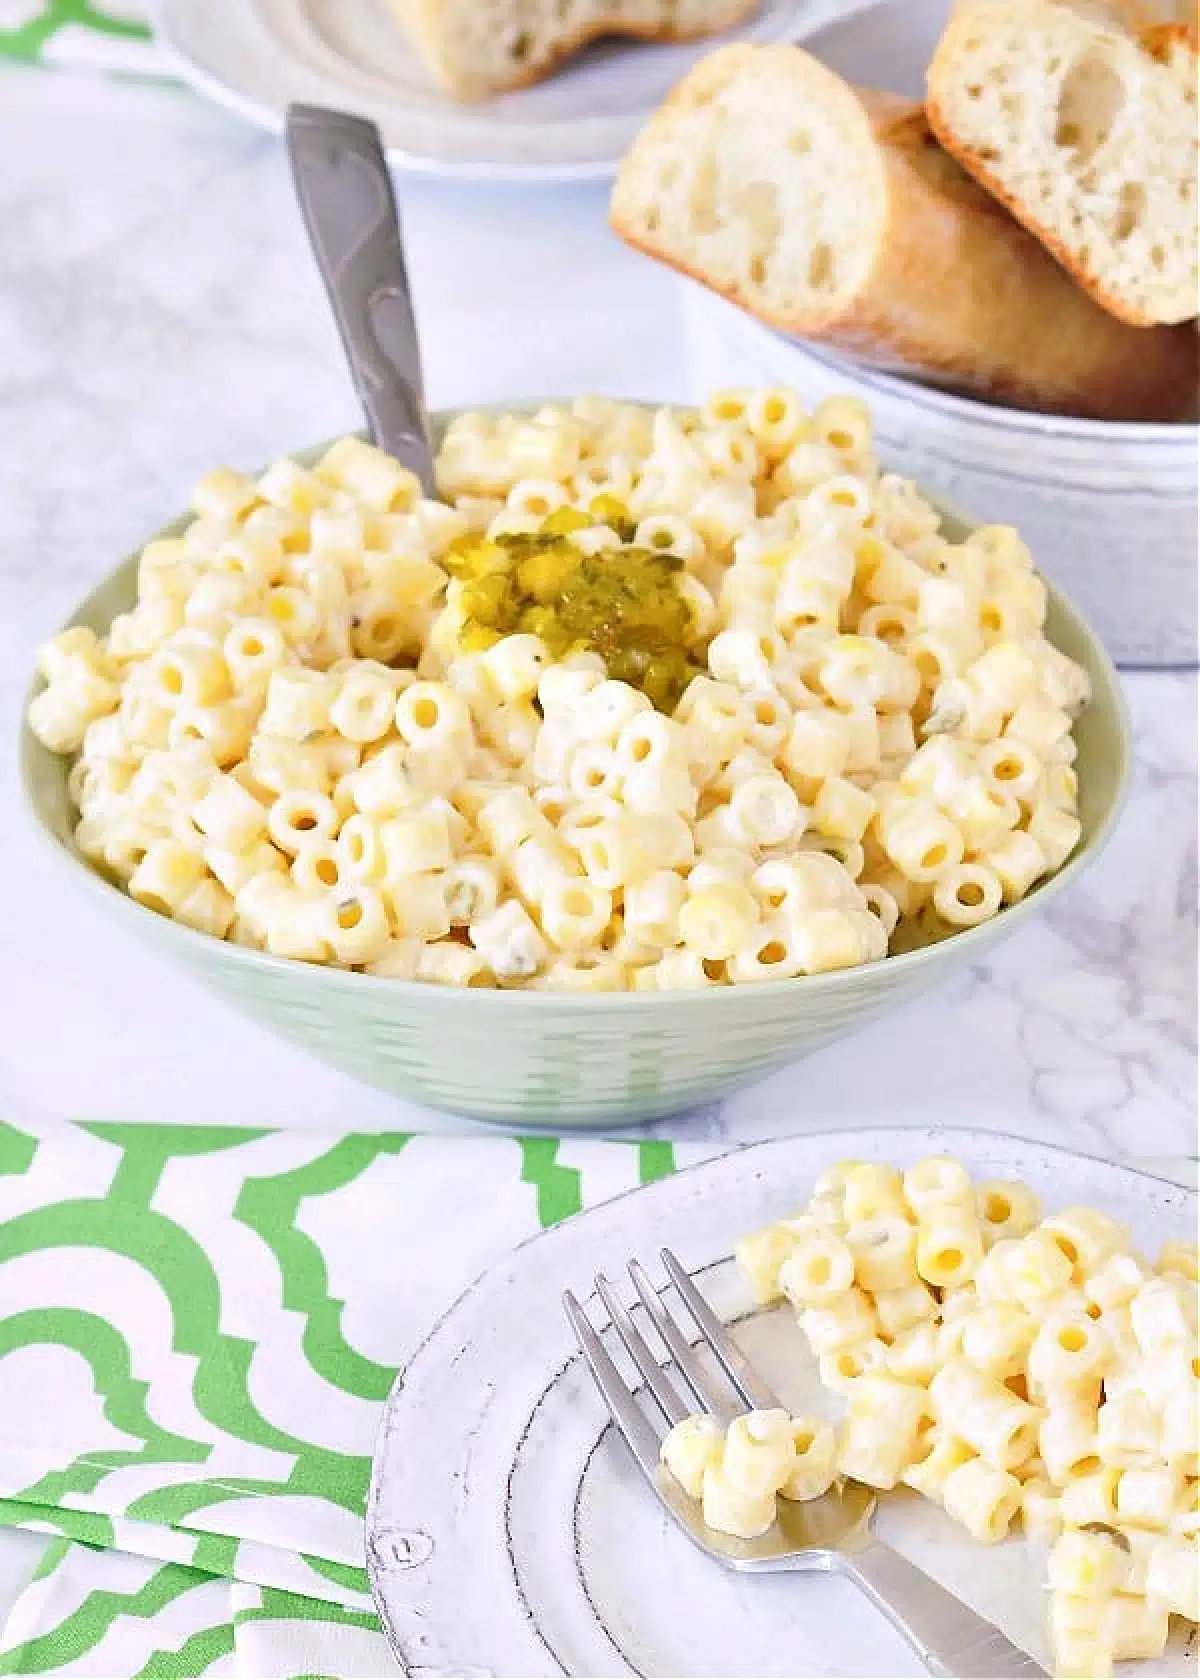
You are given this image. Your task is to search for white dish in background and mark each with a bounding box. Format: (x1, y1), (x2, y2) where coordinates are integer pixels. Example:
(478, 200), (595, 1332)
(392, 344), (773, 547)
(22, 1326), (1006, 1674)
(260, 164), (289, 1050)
(151, 0), (878, 182)
(367, 1126), (1196, 1679)
(676, 0), (1198, 670)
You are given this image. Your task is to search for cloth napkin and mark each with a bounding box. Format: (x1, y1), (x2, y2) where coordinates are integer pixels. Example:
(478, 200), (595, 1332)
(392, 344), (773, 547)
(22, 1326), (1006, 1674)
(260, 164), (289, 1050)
(0, 1), (162, 76)
(0, 1117), (718, 1677)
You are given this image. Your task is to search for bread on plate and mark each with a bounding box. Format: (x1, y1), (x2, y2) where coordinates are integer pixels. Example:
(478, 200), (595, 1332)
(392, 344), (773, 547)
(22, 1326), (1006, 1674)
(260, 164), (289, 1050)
(610, 43), (1198, 419)
(389, 0), (759, 100)
(927, 0), (1198, 326)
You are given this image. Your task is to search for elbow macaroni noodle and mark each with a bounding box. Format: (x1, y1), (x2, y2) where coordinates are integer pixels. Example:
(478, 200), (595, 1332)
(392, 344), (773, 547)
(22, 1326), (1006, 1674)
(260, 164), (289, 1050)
(660, 1154), (1198, 1678)
(29, 392), (1090, 990)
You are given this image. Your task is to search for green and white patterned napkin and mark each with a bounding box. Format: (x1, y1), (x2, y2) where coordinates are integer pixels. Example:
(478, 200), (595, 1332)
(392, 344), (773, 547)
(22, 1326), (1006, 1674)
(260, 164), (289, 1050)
(0, 1), (161, 76)
(0, 1118), (715, 1677)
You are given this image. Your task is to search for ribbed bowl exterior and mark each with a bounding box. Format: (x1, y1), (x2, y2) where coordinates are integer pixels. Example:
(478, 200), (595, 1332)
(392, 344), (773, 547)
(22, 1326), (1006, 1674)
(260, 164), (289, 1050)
(683, 284), (1199, 669)
(144, 935), (966, 1122)
(19, 408), (1131, 1127)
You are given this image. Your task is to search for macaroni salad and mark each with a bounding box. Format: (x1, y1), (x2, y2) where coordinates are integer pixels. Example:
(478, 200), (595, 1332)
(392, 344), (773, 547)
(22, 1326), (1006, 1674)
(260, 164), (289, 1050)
(29, 393), (1091, 990)
(660, 1155), (1199, 1678)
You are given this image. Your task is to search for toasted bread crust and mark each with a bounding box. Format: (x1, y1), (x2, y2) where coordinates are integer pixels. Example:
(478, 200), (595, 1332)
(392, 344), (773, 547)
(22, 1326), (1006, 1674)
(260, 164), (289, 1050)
(1141, 19), (1200, 56)
(926, 4), (1198, 327)
(926, 81), (1196, 328)
(615, 201), (1198, 418)
(611, 55), (1198, 420)
(925, 94), (1149, 328)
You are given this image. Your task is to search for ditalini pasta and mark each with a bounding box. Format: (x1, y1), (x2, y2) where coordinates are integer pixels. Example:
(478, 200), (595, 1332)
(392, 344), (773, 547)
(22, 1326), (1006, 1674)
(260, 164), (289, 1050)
(659, 1154), (1198, 1678)
(30, 394), (1090, 990)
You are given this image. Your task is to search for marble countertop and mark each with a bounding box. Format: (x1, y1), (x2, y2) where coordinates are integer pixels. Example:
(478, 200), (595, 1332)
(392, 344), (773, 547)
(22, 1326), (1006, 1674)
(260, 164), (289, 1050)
(1, 63), (1196, 1171)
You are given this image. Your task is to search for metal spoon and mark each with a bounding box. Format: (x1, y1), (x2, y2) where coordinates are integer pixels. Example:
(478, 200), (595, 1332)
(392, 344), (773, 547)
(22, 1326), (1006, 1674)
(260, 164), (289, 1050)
(285, 103), (435, 496)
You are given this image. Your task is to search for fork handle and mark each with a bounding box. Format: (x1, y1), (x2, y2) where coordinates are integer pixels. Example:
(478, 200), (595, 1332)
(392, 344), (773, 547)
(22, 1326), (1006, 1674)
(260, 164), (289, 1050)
(839, 1537), (1047, 1678)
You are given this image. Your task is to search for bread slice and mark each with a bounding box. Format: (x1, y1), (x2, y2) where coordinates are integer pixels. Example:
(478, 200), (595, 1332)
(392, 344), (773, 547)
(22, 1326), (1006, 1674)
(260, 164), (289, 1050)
(610, 44), (1198, 420)
(927, 0), (1198, 326)
(389, 0), (759, 101)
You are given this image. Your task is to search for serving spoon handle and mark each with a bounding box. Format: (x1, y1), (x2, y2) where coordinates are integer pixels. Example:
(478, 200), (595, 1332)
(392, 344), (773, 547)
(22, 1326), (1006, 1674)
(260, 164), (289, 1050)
(285, 103), (436, 496)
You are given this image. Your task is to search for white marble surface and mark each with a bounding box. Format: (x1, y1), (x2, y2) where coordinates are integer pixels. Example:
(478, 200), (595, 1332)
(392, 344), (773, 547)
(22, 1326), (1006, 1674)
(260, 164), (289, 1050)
(1, 63), (1196, 1171)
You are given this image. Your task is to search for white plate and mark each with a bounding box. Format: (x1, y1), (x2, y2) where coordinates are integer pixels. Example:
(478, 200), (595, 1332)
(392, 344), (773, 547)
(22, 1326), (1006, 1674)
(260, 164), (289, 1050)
(367, 1127), (1197, 1678)
(151, 0), (878, 182)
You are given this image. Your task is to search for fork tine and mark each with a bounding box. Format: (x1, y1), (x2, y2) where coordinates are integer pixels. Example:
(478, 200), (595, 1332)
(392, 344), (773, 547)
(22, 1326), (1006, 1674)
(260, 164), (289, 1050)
(660, 1248), (783, 1413)
(595, 1275), (690, 1427)
(563, 1290), (663, 1477)
(628, 1258), (737, 1421)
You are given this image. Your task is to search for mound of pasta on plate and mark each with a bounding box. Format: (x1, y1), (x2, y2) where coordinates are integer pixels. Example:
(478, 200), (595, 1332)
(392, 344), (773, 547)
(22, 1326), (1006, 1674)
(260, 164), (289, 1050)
(662, 1154), (1199, 1679)
(27, 391), (1091, 990)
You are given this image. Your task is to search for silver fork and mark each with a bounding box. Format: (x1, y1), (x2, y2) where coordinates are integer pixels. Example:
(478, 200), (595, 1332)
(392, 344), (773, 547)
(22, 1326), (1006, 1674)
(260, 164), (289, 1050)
(564, 1248), (1046, 1680)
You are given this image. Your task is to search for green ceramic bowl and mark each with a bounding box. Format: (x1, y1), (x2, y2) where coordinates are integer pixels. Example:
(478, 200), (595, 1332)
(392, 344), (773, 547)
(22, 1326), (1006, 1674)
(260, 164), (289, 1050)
(20, 408), (1131, 1126)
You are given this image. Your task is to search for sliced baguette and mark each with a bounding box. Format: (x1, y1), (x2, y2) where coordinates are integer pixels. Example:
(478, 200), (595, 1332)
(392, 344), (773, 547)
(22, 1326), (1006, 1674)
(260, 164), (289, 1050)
(610, 44), (1197, 419)
(389, 0), (758, 101)
(927, 0), (1198, 326)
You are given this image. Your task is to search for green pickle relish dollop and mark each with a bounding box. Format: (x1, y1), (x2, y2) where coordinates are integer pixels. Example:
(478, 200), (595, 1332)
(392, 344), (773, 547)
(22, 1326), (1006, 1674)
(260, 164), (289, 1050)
(443, 499), (708, 713)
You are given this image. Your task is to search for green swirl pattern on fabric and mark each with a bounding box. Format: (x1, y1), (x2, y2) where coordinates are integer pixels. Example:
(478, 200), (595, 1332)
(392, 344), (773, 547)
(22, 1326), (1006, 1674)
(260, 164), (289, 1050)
(0, 1), (151, 66)
(0, 1119), (699, 1676)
